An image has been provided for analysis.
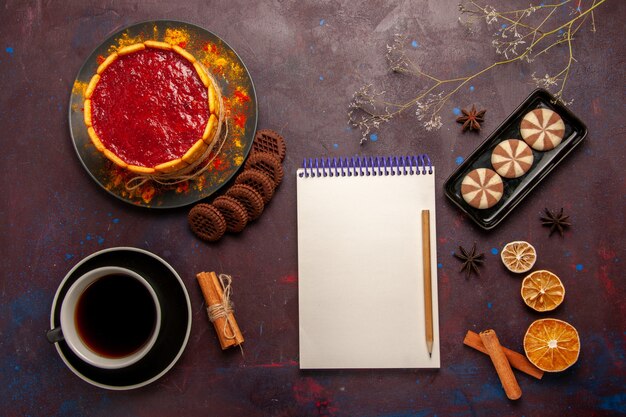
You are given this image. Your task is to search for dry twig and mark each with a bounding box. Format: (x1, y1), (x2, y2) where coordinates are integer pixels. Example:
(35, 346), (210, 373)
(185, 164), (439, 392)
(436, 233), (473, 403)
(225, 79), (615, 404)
(349, 0), (605, 144)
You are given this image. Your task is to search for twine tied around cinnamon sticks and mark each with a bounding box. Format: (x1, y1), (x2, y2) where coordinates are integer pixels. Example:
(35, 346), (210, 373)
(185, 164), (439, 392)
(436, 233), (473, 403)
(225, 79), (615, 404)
(196, 271), (244, 350)
(207, 274), (236, 339)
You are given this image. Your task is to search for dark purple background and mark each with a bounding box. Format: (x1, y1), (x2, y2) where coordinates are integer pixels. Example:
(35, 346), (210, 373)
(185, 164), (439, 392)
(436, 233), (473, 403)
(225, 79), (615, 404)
(1, 1), (624, 416)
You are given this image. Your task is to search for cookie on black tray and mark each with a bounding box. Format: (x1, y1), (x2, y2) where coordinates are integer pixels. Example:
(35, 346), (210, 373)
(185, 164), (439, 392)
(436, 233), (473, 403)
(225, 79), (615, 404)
(491, 139), (534, 178)
(461, 168), (504, 209)
(520, 108), (565, 151)
(188, 203), (227, 242)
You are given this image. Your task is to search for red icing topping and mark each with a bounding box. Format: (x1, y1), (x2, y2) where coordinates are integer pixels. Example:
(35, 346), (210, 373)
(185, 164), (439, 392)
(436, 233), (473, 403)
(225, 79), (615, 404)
(90, 48), (209, 167)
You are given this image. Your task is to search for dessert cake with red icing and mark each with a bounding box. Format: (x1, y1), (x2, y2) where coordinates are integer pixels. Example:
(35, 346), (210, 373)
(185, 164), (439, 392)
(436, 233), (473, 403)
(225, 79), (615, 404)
(83, 41), (220, 175)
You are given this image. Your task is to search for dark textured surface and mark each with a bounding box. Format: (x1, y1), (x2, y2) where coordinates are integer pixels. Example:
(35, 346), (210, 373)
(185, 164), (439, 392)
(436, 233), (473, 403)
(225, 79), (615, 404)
(1, 1), (624, 416)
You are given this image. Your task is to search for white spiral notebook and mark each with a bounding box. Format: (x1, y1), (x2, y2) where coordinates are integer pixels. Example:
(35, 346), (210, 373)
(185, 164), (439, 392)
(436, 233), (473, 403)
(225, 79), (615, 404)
(296, 155), (440, 369)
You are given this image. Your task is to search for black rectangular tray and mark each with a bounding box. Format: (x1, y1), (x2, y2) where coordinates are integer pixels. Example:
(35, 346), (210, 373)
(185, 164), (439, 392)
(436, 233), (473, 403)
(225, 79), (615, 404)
(443, 88), (587, 230)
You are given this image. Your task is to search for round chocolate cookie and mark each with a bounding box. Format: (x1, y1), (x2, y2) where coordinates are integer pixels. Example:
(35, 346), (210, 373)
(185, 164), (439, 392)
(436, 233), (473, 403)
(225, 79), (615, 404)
(226, 184), (265, 221)
(520, 108), (565, 151)
(461, 168), (504, 209)
(491, 139), (534, 178)
(244, 152), (284, 186)
(213, 195), (249, 233)
(252, 129), (286, 162)
(188, 203), (227, 242)
(235, 169), (275, 204)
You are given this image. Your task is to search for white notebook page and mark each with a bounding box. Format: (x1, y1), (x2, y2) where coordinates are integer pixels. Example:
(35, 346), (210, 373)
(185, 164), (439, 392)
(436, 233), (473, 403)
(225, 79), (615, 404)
(297, 164), (440, 369)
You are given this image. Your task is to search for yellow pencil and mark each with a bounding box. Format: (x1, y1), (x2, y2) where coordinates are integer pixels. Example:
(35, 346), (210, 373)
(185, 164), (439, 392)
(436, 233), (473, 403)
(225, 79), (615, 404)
(422, 210), (434, 357)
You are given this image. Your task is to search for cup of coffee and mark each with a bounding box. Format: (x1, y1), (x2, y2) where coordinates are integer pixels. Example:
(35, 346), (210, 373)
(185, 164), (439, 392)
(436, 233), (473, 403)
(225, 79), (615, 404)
(47, 266), (161, 369)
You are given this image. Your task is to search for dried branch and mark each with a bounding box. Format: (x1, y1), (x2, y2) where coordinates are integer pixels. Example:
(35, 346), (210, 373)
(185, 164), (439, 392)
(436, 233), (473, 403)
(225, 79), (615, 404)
(349, 0), (605, 144)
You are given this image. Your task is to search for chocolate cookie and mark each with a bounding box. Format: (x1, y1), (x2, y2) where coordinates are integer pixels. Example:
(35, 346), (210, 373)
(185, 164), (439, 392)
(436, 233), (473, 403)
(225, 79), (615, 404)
(491, 139), (534, 178)
(461, 168), (504, 209)
(226, 184), (265, 221)
(520, 108), (565, 151)
(235, 169), (275, 204)
(188, 203), (227, 242)
(252, 129), (286, 162)
(213, 195), (249, 233)
(244, 152), (284, 186)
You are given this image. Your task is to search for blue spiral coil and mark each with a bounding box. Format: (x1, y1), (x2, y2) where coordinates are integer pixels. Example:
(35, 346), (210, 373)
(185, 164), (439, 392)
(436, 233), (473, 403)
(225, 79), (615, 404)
(299, 155), (433, 178)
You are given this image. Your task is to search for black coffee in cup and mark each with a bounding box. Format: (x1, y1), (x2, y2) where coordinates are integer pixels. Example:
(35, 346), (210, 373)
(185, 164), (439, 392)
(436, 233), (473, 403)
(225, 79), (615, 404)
(75, 273), (157, 358)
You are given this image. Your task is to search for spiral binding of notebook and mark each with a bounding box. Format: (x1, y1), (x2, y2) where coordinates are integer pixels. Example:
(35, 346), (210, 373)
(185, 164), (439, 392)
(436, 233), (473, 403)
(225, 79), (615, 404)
(298, 154), (433, 178)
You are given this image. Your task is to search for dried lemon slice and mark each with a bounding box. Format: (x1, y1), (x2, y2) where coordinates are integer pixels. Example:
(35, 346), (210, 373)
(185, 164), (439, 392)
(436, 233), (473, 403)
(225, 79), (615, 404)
(521, 270), (565, 312)
(524, 318), (580, 372)
(501, 241), (537, 273)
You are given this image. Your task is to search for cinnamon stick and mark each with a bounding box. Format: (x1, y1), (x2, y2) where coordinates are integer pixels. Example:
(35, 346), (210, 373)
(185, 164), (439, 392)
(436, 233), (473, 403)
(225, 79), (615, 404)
(196, 271), (244, 349)
(479, 329), (522, 400)
(464, 331), (543, 379)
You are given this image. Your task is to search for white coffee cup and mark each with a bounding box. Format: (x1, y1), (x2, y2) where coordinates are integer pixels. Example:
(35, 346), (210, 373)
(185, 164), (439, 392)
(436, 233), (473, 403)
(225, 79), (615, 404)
(47, 266), (161, 369)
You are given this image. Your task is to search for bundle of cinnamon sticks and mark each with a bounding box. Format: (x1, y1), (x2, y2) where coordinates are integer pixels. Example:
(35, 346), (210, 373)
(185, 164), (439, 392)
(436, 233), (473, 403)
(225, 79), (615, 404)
(196, 271), (244, 350)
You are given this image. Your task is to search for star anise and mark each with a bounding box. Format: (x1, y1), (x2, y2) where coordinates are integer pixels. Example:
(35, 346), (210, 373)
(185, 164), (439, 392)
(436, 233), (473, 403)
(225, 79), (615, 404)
(540, 208), (571, 237)
(454, 243), (485, 279)
(456, 105), (486, 132)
